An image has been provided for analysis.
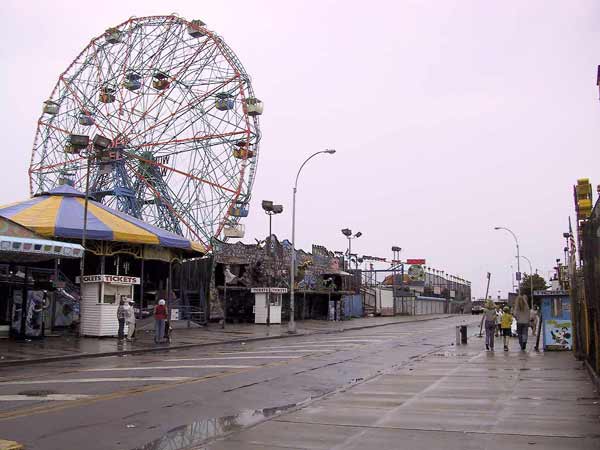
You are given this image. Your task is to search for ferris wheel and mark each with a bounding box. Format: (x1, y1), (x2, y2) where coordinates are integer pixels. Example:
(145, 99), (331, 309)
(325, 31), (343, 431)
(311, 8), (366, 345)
(29, 15), (262, 248)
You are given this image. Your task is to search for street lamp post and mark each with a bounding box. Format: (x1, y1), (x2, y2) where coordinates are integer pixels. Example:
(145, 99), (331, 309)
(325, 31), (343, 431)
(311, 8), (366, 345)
(494, 226), (521, 292)
(262, 200), (283, 327)
(289, 149), (336, 334)
(341, 229), (362, 271)
(520, 255), (534, 307)
(391, 246), (401, 313)
(509, 264), (517, 292)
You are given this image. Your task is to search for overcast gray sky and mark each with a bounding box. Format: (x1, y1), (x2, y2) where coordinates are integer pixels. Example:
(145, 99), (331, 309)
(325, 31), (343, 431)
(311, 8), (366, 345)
(1, 0), (598, 297)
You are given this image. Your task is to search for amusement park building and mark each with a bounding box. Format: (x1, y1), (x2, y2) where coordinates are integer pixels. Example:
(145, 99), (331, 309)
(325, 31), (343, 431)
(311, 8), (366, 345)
(0, 216), (83, 338)
(0, 185), (205, 337)
(213, 236), (361, 323)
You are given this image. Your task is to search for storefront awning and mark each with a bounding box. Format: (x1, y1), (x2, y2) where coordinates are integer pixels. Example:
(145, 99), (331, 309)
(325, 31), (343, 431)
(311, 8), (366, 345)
(0, 235), (84, 263)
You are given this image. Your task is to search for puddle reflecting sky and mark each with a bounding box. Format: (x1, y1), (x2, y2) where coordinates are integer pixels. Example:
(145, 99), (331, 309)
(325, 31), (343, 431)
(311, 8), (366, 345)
(132, 403), (299, 450)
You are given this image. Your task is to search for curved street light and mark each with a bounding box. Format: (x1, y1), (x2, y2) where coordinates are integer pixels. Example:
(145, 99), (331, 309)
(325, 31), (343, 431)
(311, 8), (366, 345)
(494, 226), (521, 291)
(520, 254), (534, 307)
(289, 149), (336, 333)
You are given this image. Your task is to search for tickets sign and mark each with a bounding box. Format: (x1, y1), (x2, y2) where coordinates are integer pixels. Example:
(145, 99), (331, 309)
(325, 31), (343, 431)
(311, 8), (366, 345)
(251, 287), (288, 294)
(76, 275), (140, 285)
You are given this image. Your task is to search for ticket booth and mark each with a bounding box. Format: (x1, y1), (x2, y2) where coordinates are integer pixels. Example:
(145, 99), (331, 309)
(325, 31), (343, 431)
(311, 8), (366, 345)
(76, 274), (140, 336)
(252, 287), (287, 324)
(536, 289), (572, 351)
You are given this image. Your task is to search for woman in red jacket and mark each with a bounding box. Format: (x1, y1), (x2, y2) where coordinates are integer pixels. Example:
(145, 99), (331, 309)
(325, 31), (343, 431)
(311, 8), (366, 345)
(154, 299), (168, 344)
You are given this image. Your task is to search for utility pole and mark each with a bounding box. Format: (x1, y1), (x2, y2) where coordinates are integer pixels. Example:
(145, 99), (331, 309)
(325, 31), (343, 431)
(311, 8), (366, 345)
(262, 200), (283, 327)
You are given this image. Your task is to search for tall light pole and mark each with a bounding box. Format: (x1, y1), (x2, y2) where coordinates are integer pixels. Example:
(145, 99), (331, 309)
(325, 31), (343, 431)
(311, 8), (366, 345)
(341, 228), (362, 270)
(520, 255), (534, 307)
(262, 200), (284, 243)
(289, 149), (336, 333)
(262, 200), (283, 327)
(494, 226), (521, 292)
(510, 264), (516, 292)
(391, 246), (401, 313)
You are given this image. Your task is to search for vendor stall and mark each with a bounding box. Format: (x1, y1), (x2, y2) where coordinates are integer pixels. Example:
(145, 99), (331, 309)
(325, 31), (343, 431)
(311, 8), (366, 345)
(0, 231), (83, 339)
(0, 186), (205, 337)
(76, 274), (139, 336)
(251, 287), (287, 324)
(536, 289), (573, 351)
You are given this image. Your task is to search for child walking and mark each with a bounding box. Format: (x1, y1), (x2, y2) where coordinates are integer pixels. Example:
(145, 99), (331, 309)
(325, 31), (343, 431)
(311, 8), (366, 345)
(501, 306), (513, 351)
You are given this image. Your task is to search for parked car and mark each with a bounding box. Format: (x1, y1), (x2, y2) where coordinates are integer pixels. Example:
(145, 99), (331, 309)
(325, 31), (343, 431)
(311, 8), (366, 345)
(471, 300), (485, 314)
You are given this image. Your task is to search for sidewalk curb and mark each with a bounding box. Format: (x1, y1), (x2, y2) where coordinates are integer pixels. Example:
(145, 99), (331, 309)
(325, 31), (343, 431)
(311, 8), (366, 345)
(0, 315), (456, 367)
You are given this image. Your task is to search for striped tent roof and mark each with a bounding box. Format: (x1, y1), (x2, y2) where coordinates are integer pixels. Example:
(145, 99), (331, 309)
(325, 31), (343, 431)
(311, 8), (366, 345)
(0, 186), (205, 254)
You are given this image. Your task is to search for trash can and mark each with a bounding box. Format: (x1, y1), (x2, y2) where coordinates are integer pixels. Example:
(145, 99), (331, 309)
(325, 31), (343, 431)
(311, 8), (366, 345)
(460, 325), (468, 344)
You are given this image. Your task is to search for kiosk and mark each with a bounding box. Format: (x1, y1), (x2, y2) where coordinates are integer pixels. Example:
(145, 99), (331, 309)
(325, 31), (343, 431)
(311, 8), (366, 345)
(535, 289), (572, 351)
(252, 287), (287, 324)
(76, 274), (140, 336)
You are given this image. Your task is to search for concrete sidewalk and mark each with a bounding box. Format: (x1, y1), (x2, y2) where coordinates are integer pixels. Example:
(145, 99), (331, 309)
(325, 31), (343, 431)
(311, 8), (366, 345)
(205, 342), (600, 449)
(0, 314), (454, 366)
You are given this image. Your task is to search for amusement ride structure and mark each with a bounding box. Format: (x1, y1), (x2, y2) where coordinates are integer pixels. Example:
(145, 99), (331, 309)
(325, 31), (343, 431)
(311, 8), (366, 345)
(29, 15), (262, 249)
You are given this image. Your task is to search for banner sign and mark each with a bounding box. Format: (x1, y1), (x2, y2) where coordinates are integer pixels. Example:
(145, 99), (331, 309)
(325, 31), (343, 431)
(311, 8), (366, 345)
(76, 275), (140, 285)
(406, 259), (426, 265)
(251, 287), (289, 294)
(534, 290), (568, 296)
(362, 255), (387, 262)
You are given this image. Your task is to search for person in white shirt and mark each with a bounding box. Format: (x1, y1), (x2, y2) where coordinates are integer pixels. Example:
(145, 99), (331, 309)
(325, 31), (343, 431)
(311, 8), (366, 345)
(529, 305), (539, 336)
(495, 307), (503, 337)
(126, 300), (136, 341)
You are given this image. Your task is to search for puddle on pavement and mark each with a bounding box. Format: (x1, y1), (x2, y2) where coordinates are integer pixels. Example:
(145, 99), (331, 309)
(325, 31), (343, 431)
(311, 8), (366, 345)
(17, 389), (58, 396)
(131, 401), (304, 450)
(431, 352), (470, 357)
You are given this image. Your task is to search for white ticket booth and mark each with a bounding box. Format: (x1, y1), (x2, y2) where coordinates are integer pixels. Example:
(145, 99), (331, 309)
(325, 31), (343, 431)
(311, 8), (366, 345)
(76, 274), (140, 336)
(252, 287), (287, 324)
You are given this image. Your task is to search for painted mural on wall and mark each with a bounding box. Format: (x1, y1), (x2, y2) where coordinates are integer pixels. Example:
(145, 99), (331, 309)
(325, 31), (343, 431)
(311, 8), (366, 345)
(544, 319), (573, 350)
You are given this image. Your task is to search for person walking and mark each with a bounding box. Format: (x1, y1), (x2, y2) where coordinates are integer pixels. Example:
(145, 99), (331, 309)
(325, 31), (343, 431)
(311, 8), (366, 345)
(126, 300), (136, 341)
(495, 306), (503, 337)
(482, 300), (497, 351)
(501, 306), (513, 351)
(154, 299), (168, 344)
(530, 305), (539, 336)
(117, 300), (126, 340)
(513, 295), (531, 351)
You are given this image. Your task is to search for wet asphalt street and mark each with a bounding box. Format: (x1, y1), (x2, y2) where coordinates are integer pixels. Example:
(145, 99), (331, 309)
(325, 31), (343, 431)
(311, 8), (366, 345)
(0, 315), (478, 450)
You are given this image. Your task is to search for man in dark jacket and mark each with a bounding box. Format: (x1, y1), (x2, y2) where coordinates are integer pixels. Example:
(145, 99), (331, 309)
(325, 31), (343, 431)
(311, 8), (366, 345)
(117, 300), (126, 340)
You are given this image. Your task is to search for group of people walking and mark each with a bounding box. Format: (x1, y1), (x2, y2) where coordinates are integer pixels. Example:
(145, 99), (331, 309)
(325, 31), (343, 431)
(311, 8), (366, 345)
(116, 299), (170, 344)
(481, 295), (539, 352)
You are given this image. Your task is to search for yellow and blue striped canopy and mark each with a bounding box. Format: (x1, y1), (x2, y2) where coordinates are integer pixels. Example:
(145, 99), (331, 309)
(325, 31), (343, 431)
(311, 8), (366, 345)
(0, 186), (205, 253)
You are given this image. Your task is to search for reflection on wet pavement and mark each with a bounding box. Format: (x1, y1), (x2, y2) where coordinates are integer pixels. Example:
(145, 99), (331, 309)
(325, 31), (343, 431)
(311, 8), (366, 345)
(132, 402), (303, 450)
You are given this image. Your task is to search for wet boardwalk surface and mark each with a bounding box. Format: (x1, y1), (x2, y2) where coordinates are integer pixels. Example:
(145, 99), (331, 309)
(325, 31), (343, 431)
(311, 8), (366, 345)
(0, 316), (597, 450)
(0, 315), (451, 364)
(205, 338), (600, 450)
